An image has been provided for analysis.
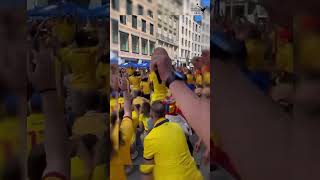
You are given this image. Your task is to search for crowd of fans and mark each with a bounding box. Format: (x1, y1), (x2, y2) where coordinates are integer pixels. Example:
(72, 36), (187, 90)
(26, 16), (109, 180)
(109, 48), (211, 180)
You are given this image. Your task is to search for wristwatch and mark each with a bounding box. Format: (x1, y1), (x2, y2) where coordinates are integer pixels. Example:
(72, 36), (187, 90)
(165, 71), (186, 88)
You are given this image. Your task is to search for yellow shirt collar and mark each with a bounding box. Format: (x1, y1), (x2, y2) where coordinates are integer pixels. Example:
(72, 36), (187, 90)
(153, 117), (168, 128)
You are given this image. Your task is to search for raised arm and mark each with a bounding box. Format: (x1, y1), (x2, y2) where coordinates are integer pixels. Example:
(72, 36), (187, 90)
(119, 76), (132, 118)
(151, 48), (210, 149)
(27, 43), (70, 178)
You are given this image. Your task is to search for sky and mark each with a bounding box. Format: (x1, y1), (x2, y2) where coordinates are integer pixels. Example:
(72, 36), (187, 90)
(194, 0), (210, 23)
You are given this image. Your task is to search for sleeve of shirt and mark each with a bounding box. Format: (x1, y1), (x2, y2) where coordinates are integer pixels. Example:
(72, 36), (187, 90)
(140, 164), (154, 174)
(120, 118), (134, 143)
(143, 134), (155, 160)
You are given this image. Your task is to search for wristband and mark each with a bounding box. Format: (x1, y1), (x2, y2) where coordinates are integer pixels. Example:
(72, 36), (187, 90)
(39, 88), (56, 94)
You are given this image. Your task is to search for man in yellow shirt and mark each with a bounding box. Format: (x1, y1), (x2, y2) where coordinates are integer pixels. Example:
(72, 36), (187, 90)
(140, 76), (151, 100)
(140, 101), (203, 180)
(57, 29), (104, 117)
(129, 71), (141, 93)
(149, 71), (168, 103)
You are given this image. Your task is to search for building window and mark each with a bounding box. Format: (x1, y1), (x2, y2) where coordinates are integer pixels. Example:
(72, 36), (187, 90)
(120, 15), (126, 24)
(188, 41), (190, 48)
(181, 50), (184, 57)
(189, 20), (191, 27)
(126, 0), (132, 14)
(189, 31), (191, 38)
(141, 38), (148, 55)
(182, 27), (184, 34)
(182, 15), (184, 22)
(181, 38), (184, 46)
(112, 19), (118, 44)
(112, 0), (119, 10)
(142, 19), (146, 32)
(185, 29), (187, 35)
(120, 31), (129, 52)
(149, 41), (155, 55)
(148, 10), (153, 18)
(138, 4), (144, 15)
(132, 15), (137, 28)
(132, 35), (139, 53)
(185, 40), (187, 47)
(150, 23), (154, 35)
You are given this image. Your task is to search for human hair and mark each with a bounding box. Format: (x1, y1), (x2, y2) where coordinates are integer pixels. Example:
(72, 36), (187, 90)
(150, 101), (166, 119)
(80, 134), (98, 158)
(141, 102), (150, 117)
(118, 108), (125, 120)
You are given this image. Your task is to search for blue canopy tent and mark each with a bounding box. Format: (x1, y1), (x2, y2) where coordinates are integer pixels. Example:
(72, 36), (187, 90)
(120, 62), (138, 68)
(28, 1), (89, 19)
(140, 62), (150, 69)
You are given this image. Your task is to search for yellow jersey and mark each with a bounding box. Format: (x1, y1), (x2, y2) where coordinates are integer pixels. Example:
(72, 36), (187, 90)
(118, 97), (125, 109)
(276, 42), (294, 73)
(0, 117), (19, 169)
(186, 74), (194, 85)
(140, 81), (151, 95)
(127, 68), (134, 76)
(139, 114), (150, 131)
(61, 47), (99, 91)
(245, 39), (267, 71)
(27, 113), (45, 153)
(298, 32), (320, 71)
(118, 117), (134, 165)
(149, 72), (168, 103)
(52, 20), (76, 45)
(195, 72), (203, 86)
(129, 75), (141, 91)
(71, 156), (88, 180)
(141, 118), (203, 180)
(72, 112), (106, 139)
(110, 98), (117, 113)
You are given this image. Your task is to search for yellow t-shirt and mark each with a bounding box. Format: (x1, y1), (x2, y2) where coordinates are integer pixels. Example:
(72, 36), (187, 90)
(298, 32), (320, 71)
(139, 114), (150, 131)
(27, 113), (45, 153)
(140, 81), (151, 95)
(149, 72), (168, 103)
(118, 97), (125, 109)
(110, 120), (127, 180)
(276, 42), (294, 73)
(129, 75), (141, 91)
(110, 98), (117, 113)
(195, 73), (203, 86)
(53, 20), (76, 45)
(72, 112), (106, 139)
(187, 74), (194, 85)
(118, 117), (134, 165)
(71, 156), (88, 180)
(61, 47), (99, 91)
(92, 164), (107, 180)
(0, 117), (19, 169)
(127, 68), (134, 76)
(245, 39), (267, 71)
(203, 71), (210, 86)
(141, 118), (203, 180)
